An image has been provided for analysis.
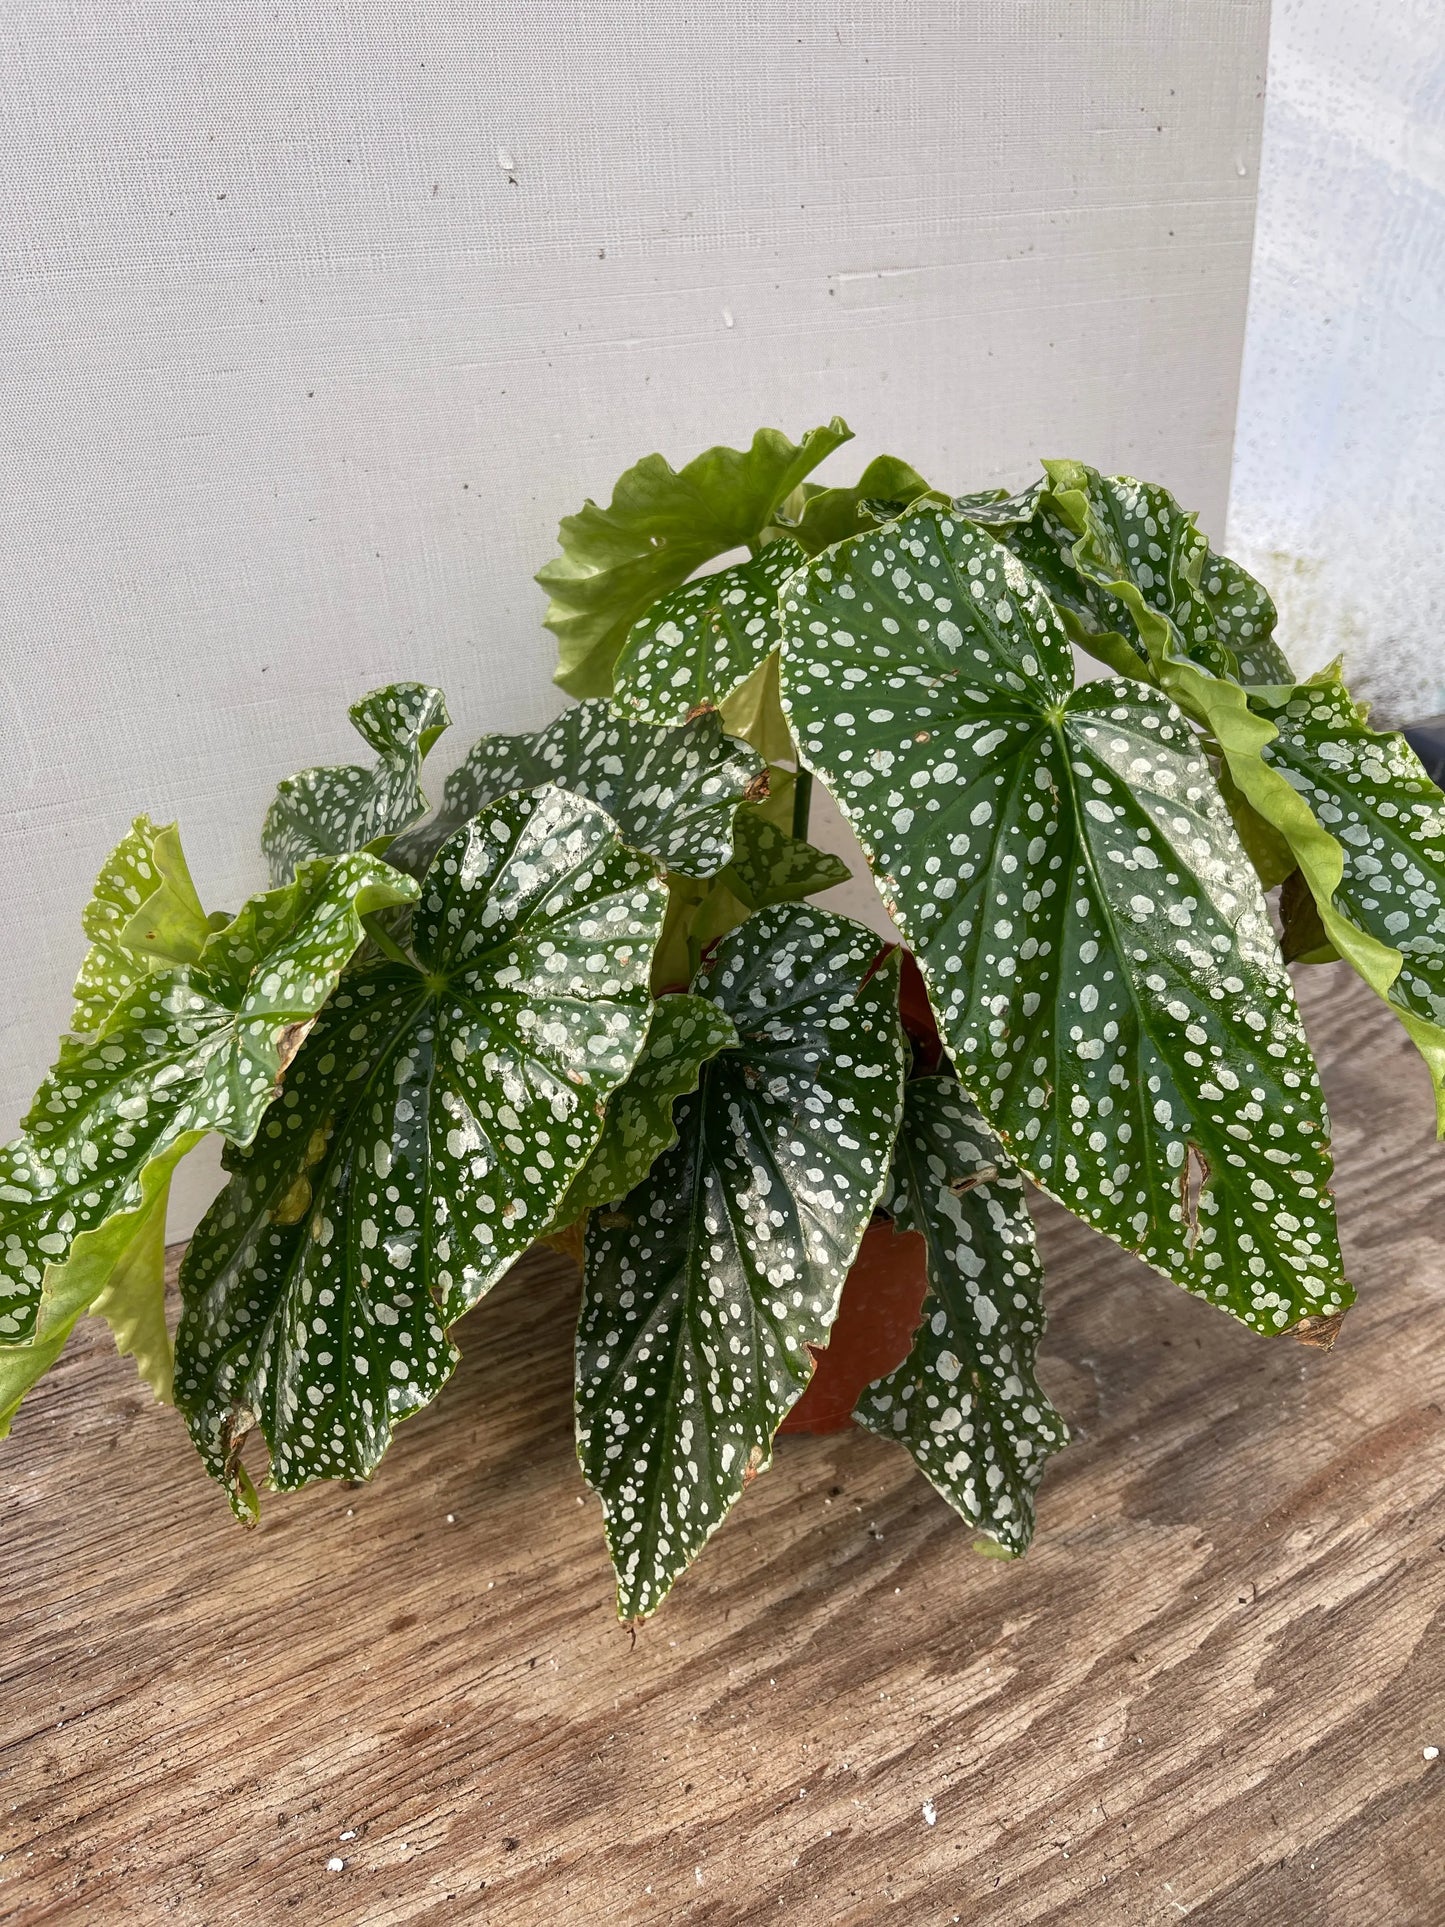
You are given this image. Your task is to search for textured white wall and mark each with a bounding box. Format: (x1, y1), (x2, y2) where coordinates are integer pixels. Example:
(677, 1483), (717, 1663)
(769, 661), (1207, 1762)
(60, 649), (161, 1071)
(1229, 0), (1445, 721)
(0, 0), (1269, 1232)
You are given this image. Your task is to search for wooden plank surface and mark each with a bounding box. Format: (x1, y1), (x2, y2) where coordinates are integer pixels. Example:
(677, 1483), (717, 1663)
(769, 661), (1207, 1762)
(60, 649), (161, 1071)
(3, 967), (1442, 1926)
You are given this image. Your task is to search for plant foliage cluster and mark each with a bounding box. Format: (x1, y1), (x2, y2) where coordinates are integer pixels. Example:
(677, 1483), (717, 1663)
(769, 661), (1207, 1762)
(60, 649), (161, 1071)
(5, 420), (1442, 1617)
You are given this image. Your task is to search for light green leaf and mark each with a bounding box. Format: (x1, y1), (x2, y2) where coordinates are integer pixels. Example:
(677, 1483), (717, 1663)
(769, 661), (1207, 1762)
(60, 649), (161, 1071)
(856, 1074), (1067, 1550)
(577, 904), (906, 1619)
(262, 682), (451, 884)
(0, 1137), (191, 1436)
(71, 817), (203, 1036)
(717, 648), (796, 765)
(539, 420), (853, 699)
(1217, 761), (1296, 893)
(175, 787), (668, 1517)
(392, 700), (763, 882)
(90, 1155), (176, 1403)
(780, 507), (1351, 1336)
(0, 851), (417, 1349)
(1279, 867), (1337, 966)
(779, 455), (940, 556)
(117, 822), (218, 968)
(551, 993), (738, 1226)
(611, 538), (805, 729)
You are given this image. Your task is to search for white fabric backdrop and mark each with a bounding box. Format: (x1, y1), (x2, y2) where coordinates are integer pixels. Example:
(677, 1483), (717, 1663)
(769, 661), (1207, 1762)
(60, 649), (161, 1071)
(0, 0), (1269, 1232)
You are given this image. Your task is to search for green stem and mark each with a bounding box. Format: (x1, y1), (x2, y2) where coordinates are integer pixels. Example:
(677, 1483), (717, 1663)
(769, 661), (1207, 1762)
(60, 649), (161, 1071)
(791, 769), (813, 842)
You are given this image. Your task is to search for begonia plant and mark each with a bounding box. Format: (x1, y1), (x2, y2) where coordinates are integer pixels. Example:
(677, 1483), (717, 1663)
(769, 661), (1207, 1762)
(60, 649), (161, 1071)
(5, 419), (1441, 1620)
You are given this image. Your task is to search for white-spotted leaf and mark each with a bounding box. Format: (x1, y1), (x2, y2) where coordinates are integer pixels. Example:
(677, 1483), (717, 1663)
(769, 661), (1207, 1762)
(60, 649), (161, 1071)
(1040, 462), (1295, 687)
(857, 1074), (1067, 1549)
(262, 682), (450, 884)
(175, 788), (668, 1517)
(393, 700), (763, 882)
(551, 993), (738, 1227)
(70, 817), (214, 1037)
(577, 903), (906, 1619)
(0, 850), (417, 1351)
(1249, 676), (1445, 1119)
(611, 538), (804, 728)
(539, 420), (853, 698)
(780, 507), (1351, 1335)
(0, 1138), (186, 1437)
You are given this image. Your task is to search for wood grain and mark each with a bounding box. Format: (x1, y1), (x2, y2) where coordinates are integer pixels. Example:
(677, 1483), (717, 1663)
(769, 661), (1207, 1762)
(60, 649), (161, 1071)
(2, 966), (1442, 1926)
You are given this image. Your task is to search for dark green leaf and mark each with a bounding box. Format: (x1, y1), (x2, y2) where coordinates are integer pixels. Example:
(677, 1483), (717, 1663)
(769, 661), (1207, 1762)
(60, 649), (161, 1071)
(1042, 461), (1295, 686)
(393, 700), (763, 882)
(262, 682), (451, 884)
(0, 851), (416, 1349)
(611, 538), (804, 728)
(551, 993), (737, 1225)
(175, 788), (668, 1516)
(577, 904), (906, 1618)
(1250, 678), (1445, 1104)
(780, 507), (1351, 1335)
(539, 421), (853, 699)
(648, 797), (851, 1013)
(857, 1074), (1067, 1549)
(954, 480), (1153, 682)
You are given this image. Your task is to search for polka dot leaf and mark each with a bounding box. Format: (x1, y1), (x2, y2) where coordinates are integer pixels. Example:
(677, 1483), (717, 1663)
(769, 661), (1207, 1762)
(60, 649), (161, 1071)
(391, 700), (763, 882)
(720, 804), (852, 910)
(956, 466), (1295, 692)
(262, 682), (451, 885)
(856, 1072), (1068, 1551)
(70, 816), (216, 1037)
(779, 506), (1352, 1337)
(611, 537), (805, 729)
(538, 419), (853, 699)
(1246, 676), (1445, 1125)
(549, 993), (739, 1228)
(1038, 461), (1296, 687)
(1046, 463), (1445, 1125)
(576, 903), (906, 1620)
(174, 788), (668, 1518)
(0, 848), (417, 1412)
(648, 801), (853, 990)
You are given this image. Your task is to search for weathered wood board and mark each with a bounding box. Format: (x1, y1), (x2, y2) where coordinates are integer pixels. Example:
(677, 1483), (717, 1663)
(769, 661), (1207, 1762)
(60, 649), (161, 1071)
(3, 967), (1442, 1925)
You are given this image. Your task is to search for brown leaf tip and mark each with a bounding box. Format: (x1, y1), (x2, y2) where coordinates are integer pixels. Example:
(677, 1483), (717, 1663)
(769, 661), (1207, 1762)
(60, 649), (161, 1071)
(1291, 1310), (1346, 1351)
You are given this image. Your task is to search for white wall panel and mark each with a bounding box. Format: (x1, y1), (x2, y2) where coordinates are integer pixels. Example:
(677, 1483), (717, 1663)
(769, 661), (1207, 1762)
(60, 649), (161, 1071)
(0, 0), (1269, 1232)
(1230, 0), (1445, 722)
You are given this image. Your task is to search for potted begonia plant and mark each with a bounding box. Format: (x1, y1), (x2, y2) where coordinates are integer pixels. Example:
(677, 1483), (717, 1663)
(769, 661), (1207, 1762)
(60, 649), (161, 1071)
(4, 418), (1441, 1622)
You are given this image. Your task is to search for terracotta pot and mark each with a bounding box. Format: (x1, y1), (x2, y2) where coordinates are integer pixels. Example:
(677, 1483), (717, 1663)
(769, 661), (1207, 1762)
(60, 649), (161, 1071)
(779, 1218), (930, 1434)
